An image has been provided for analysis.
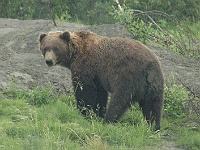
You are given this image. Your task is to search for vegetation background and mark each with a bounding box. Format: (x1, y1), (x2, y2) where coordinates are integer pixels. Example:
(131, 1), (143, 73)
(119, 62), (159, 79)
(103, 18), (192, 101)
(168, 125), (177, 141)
(0, 0), (200, 24)
(0, 0), (199, 150)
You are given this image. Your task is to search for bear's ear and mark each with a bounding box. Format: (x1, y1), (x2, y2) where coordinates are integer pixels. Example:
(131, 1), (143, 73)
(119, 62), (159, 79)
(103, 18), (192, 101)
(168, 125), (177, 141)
(60, 31), (70, 42)
(39, 33), (47, 42)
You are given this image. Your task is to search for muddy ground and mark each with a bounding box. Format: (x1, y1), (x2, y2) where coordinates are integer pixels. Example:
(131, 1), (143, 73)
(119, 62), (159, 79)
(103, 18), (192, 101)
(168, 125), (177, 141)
(0, 18), (199, 149)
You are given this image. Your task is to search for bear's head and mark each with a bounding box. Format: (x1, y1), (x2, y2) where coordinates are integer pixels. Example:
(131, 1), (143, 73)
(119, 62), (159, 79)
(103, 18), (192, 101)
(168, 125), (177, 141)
(39, 31), (77, 68)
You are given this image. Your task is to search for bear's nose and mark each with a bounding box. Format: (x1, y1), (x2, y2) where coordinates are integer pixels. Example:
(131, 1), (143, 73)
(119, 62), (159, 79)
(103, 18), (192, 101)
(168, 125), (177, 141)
(46, 59), (53, 66)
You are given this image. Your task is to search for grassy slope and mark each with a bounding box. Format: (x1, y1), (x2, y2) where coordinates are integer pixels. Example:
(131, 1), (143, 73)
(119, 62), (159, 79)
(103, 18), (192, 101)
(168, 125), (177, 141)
(0, 85), (199, 150)
(0, 94), (158, 150)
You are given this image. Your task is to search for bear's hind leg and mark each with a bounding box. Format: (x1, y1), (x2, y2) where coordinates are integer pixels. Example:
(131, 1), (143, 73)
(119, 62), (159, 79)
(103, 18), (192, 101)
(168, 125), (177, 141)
(139, 100), (153, 126)
(140, 95), (163, 130)
(152, 95), (163, 130)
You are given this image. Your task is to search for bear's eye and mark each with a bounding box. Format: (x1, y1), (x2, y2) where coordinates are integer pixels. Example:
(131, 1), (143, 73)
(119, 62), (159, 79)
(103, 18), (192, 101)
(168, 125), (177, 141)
(42, 47), (48, 55)
(43, 47), (47, 52)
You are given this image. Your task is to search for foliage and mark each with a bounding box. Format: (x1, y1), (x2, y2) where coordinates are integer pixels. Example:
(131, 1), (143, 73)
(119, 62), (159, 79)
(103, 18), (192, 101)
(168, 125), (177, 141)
(0, 0), (69, 20)
(1, 0), (199, 25)
(65, 0), (116, 25)
(111, 4), (199, 57)
(121, 0), (200, 22)
(111, 5), (153, 43)
(0, 0), (35, 19)
(0, 0), (116, 25)
(164, 78), (190, 118)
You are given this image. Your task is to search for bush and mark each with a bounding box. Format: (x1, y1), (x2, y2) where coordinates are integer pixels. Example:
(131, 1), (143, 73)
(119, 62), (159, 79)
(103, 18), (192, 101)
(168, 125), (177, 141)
(111, 5), (153, 43)
(164, 78), (189, 118)
(66, 0), (116, 25)
(0, 0), (116, 25)
(26, 86), (56, 107)
(1, 0), (199, 25)
(123, 0), (200, 22)
(111, 4), (199, 57)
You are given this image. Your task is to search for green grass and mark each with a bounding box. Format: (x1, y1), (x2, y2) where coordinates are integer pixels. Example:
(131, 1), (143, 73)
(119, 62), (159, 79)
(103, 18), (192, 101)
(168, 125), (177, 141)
(184, 20), (200, 39)
(177, 128), (200, 150)
(0, 83), (199, 150)
(0, 99), (158, 150)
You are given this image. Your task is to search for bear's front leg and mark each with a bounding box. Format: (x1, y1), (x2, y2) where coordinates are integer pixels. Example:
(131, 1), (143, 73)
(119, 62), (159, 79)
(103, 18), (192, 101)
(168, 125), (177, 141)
(95, 87), (108, 118)
(74, 83), (98, 116)
(105, 90), (132, 123)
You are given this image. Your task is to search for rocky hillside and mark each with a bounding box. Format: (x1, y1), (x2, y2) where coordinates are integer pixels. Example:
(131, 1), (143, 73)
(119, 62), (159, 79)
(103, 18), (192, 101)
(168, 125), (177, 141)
(0, 18), (199, 97)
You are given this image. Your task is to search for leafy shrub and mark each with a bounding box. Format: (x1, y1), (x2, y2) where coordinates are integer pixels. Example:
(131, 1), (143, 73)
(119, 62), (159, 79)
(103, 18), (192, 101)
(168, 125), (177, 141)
(164, 78), (189, 118)
(67, 0), (116, 25)
(0, 0), (68, 20)
(124, 0), (200, 22)
(1, 0), (200, 25)
(111, 5), (153, 43)
(111, 4), (199, 57)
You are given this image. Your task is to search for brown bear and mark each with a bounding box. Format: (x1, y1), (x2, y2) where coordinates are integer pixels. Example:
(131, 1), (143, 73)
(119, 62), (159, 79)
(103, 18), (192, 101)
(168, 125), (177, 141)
(39, 30), (164, 130)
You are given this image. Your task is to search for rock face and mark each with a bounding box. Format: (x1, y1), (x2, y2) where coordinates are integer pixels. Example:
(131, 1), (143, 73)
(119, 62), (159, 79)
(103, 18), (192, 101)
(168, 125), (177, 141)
(0, 18), (199, 98)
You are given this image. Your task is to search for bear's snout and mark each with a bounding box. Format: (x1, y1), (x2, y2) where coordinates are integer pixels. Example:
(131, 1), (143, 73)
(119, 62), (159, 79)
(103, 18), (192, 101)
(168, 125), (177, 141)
(44, 50), (57, 67)
(46, 59), (53, 66)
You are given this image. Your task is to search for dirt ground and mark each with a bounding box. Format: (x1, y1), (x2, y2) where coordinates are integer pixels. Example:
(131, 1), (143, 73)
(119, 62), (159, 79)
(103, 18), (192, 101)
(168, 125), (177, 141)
(0, 18), (199, 150)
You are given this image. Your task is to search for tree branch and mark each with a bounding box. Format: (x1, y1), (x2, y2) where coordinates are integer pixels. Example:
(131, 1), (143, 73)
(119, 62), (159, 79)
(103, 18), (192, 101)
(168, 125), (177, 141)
(115, 0), (122, 11)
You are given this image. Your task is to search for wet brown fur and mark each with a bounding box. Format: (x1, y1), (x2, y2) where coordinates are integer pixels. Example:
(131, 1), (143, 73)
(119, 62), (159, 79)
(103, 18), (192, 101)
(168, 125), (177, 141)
(39, 30), (164, 130)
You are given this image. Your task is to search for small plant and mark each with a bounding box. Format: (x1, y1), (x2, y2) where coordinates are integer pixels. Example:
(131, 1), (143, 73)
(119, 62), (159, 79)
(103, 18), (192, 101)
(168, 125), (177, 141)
(164, 78), (189, 118)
